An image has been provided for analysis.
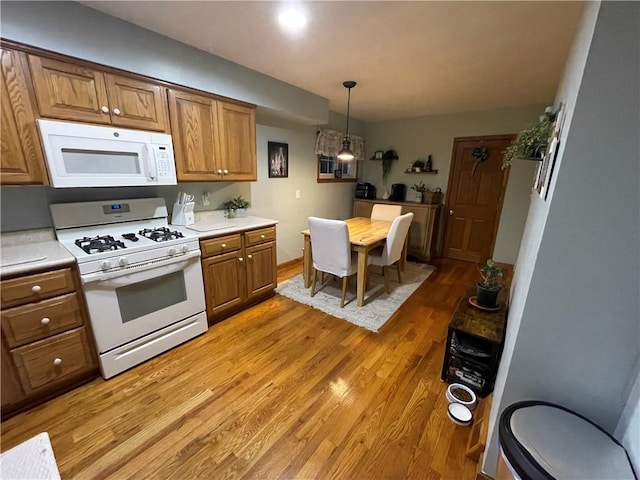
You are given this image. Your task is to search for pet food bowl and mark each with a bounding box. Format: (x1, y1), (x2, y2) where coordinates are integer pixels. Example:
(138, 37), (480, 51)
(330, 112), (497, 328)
(447, 402), (473, 426)
(446, 383), (477, 411)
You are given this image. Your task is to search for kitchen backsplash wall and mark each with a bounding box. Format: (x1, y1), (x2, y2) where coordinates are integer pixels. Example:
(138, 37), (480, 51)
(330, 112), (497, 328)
(0, 182), (248, 233)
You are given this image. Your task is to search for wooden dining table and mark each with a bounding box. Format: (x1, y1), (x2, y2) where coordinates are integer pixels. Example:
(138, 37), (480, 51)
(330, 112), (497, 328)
(301, 217), (405, 307)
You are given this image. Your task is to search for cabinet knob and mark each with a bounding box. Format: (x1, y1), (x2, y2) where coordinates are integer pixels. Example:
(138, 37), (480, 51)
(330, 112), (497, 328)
(449, 209), (454, 216)
(260, 234), (265, 239)
(238, 257), (244, 262)
(247, 254), (253, 259)
(223, 169), (229, 175)
(101, 106), (109, 113)
(221, 243), (227, 248)
(113, 108), (121, 115)
(31, 285), (42, 293)
(53, 358), (62, 366)
(217, 169), (223, 175)
(41, 317), (50, 326)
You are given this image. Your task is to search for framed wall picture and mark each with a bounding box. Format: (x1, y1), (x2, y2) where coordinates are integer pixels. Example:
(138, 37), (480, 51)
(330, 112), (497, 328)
(268, 141), (288, 178)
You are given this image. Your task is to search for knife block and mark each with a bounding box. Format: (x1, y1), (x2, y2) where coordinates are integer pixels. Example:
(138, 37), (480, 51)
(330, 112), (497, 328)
(171, 202), (195, 226)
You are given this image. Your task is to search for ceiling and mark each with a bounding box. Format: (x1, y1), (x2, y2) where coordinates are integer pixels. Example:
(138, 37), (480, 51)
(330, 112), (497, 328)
(80, 1), (585, 123)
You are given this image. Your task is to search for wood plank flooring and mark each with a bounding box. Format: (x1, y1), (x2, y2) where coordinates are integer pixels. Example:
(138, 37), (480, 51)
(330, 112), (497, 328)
(1, 258), (483, 479)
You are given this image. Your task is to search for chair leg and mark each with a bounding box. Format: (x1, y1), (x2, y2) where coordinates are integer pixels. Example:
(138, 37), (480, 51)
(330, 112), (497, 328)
(311, 268), (318, 297)
(383, 266), (390, 293)
(396, 262), (402, 283)
(340, 276), (349, 308)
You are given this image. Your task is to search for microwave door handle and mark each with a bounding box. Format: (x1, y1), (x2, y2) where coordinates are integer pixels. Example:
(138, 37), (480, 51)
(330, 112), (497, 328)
(143, 145), (157, 180)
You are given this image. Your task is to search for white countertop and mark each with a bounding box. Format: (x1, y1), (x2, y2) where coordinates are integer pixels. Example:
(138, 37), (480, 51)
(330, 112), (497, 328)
(172, 212), (278, 239)
(1, 229), (76, 278)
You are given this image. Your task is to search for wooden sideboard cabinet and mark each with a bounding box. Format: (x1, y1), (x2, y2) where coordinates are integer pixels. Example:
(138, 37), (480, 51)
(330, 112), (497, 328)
(0, 265), (99, 419)
(353, 199), (442, 261)
(200, 225), (277, 324)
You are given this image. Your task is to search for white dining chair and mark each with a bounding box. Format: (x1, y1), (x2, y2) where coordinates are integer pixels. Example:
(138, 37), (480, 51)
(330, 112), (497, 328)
(368, 212), (414, 292)
(370, 204), (402, 222)
(308, 217), (358, 307)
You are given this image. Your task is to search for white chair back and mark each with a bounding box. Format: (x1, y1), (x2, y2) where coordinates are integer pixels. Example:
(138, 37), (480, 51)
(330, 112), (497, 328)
(383, 212), (414, 265)
(371, 204), (402, 222)
(308, 217), (354, 277)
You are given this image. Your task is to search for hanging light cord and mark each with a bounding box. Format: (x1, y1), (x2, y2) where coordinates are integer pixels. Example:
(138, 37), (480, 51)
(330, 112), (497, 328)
(344, 86), (351, 139)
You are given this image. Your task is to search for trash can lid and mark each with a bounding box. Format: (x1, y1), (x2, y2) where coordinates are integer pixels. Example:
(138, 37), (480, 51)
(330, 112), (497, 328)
(499, 401), (637, 480)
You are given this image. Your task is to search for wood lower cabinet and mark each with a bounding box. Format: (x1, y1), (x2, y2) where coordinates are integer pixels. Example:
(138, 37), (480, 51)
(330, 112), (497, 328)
(0, 265), (99, 419)
(0, 48), (48, 185)
(28, 54), (169, 132)
(353, 199), (442, 262)
(169, 88), (257, 182)
(201, 226), (277, 324)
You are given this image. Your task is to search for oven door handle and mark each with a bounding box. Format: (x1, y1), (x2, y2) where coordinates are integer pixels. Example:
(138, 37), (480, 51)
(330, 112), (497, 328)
(81, 250), (201, 285)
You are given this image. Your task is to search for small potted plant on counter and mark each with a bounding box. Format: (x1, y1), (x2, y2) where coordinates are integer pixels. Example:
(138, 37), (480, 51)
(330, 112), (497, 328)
(223, 195), (251, 219)
(476, 259), (505, 309)
(410, 181), (428, 203)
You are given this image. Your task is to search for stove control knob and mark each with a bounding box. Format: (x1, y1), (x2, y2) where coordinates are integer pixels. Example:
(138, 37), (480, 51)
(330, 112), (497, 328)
(118, 257), (129, 267)
(168, 247), (177, 256)
(180, 245), (189, 254)
(101, 260), (112, 271)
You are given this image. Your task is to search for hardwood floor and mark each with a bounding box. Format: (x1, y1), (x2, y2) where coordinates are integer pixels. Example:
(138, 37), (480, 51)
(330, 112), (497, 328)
(1, 258), (483, 479)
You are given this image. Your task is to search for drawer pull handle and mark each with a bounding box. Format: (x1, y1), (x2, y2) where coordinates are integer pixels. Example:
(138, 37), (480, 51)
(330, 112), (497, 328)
(32, 285), (42, 293)
(221, 243), (227, 248)
(53, 358), (62, 366)
(41, 317), (50, 326)
(260, 234), (266, 239)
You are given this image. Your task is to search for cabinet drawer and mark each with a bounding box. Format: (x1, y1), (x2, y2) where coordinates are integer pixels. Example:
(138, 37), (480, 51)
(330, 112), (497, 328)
(12, 327), (96, 395)
(201, 234), (242, 257)
(1, 268), (75, 308)
(1, 293), (85, 348)
(245, 226), (276, 247)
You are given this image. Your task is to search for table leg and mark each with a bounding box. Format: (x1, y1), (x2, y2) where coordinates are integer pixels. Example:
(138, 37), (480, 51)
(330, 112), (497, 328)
(355, 245), (368, 307)
(303, 234), (312, 288)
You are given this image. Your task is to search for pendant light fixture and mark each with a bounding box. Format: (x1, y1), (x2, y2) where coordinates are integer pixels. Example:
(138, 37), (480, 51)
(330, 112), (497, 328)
(337, 80), (357, 161)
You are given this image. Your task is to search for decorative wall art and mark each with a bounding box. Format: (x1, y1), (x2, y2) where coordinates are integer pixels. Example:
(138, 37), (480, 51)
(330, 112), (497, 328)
(268, 141), (288, 178)
(536, 103), (565, 199)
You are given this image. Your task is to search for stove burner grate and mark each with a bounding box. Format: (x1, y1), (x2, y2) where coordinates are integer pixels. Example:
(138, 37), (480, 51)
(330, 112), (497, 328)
(75, 235), (127, 254)
(138, 227), (185, 242)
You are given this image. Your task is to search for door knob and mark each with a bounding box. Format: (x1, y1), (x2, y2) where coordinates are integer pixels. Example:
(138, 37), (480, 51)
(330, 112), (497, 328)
(449, 209), (454, 216)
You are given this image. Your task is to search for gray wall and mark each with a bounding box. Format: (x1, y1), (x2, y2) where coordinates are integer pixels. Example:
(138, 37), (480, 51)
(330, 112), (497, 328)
(362, 106), (544, 264)
(483, 1), (640, 475)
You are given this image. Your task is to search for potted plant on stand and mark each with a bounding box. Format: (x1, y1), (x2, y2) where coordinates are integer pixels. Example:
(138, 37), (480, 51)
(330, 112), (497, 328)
(410, 181), (427, 203)
(476, 259), (505, 309)
(223, 195), (251, 219)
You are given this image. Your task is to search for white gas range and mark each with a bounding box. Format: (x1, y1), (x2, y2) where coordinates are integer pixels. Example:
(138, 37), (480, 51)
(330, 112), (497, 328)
(50, 197), (207, 379)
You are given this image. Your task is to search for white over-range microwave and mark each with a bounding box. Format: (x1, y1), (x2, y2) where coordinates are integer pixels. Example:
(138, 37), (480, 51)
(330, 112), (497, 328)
(37, 119), (177, 188)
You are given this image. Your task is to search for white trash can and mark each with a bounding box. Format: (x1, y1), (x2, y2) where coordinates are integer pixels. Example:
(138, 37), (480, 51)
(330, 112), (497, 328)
(497, 401), (636, 480)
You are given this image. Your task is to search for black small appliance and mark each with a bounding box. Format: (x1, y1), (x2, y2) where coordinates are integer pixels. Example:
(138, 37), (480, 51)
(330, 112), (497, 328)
(355, 182), (376, 199)
(389, 183), (406, 201)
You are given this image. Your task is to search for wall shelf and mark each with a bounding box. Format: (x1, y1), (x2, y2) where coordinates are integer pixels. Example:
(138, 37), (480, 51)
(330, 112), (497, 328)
(404, 169), (438, 174)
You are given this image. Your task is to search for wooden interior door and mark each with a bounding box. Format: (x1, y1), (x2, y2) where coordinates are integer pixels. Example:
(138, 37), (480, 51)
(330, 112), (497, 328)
(442, 135), (514, 263)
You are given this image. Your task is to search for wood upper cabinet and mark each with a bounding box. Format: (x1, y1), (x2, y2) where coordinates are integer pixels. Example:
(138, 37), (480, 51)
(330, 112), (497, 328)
(169, 88), (257, 182)
(217, 101), (257, 181)
(0, 48), (48, 185)
(168, 88), (221, 181)
(28, 55), (168, 132)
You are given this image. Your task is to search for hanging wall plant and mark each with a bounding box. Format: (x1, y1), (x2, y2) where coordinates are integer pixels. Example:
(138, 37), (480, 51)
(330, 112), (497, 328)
(502, 107), (557, 169)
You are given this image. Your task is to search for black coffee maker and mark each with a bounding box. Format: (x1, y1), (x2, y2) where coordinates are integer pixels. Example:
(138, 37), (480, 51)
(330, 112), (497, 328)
(389, 183), (406, 201)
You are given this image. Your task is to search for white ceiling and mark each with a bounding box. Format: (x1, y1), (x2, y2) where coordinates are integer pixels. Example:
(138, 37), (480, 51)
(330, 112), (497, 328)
(81, 1), (584, 122)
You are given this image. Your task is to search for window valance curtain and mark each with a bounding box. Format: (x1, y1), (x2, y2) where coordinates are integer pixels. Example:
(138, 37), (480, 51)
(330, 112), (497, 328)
(315, 128), (366, 161)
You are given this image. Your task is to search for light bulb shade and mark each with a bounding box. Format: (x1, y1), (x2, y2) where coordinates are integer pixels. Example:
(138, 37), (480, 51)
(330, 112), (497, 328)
(337, 137), (354, 161)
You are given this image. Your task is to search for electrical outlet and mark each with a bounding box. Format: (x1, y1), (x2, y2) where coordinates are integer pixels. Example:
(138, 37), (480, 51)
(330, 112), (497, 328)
(202, 192), (211, 206)
(295, 189), (301, 199)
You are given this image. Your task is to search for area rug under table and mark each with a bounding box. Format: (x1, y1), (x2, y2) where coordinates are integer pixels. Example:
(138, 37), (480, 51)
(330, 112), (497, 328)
(275, 262), (435, 332)
(0, 432), (61, 480)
